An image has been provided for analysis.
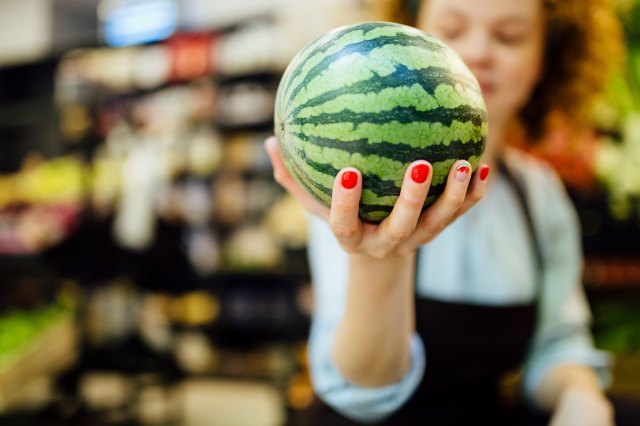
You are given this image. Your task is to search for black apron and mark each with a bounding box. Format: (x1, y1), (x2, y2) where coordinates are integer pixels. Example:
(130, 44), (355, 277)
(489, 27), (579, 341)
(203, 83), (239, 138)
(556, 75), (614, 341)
(300, 160), (547, 426)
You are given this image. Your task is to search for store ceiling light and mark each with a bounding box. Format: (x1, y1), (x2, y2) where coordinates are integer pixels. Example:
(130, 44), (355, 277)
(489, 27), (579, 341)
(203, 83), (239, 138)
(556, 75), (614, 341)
(99, 0), (177, 47)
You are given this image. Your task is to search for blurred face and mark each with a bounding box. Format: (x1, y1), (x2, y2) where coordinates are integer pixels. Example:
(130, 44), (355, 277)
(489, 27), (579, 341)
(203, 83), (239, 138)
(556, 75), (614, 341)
(418, 0), (545, 136)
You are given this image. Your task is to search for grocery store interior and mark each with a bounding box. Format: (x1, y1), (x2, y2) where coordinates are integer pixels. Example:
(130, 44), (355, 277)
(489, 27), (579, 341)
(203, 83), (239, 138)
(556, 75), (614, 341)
(0, 0), (639, 425)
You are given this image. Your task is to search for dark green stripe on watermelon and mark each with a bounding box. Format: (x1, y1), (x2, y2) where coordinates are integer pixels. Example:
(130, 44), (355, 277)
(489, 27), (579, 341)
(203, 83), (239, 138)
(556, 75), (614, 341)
(281, 146), (333, 201)
(289, 131), (484, 165)
(288, 155), (333, 198)
(287, 64), (480, 121)
(293, 104), (484, 128)
(284, 34), (447, 108)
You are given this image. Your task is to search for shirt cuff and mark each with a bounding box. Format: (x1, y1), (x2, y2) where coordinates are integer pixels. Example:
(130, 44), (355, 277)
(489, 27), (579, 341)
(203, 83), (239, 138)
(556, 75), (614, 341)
(310, 332), (426, 424)
(523, 346), (614, 407)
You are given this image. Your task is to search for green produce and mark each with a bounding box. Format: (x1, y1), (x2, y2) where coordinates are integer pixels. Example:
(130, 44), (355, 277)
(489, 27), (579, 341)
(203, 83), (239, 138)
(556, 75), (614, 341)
(0, 304), (68, 370)
(274, 22), (487, 222)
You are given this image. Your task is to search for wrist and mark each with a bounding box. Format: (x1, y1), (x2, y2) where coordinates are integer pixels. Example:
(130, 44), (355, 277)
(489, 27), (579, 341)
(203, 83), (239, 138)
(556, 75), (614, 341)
(349, 251), (416, 286)
(536, 364), (604, 411)
(558, 384), (612, 420)
(346, 250), (416, 302)
(560, 381), (606, 402)
(350, 249), (416, 264)
(551, 384), (614, 426)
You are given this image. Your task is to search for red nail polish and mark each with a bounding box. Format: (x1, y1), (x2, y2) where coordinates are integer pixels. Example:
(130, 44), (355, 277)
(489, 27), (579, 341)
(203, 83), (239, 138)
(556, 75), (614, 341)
(411, 164), (430, 183)
(341, 171), (358, 189)
(480, 166), (490, 181)
(455, 163), (471, 182)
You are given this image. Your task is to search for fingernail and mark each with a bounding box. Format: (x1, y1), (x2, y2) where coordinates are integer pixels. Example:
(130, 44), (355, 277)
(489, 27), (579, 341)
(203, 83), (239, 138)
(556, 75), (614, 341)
(455, 163), (471, 182)
(411, 164), (430, 183)
(480, 165), (490, 182)
(341, 171), (358, 189)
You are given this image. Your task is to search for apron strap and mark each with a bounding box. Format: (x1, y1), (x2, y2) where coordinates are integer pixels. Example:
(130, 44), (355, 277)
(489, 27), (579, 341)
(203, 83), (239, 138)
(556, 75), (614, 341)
(496, 156), (544, 275)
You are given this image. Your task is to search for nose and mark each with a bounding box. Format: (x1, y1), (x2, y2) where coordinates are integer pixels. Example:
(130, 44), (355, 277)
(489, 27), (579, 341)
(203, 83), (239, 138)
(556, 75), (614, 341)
(454, 30), (492, 69)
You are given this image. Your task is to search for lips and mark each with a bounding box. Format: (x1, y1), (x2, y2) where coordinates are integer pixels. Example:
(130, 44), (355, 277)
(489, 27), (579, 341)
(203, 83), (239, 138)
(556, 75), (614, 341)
(478, 81), (493, 95)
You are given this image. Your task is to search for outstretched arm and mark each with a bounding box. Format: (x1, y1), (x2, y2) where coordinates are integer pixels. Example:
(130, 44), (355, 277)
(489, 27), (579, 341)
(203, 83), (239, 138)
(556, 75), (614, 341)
(266, 135), (490, 386)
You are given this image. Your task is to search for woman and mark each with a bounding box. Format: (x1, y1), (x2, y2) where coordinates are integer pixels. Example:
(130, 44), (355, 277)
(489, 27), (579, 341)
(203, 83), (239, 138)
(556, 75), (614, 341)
(266, 0), (631, 424)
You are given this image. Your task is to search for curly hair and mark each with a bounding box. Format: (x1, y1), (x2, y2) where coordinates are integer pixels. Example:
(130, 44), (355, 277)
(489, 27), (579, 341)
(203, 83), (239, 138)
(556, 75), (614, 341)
(370, 0), (625, 142)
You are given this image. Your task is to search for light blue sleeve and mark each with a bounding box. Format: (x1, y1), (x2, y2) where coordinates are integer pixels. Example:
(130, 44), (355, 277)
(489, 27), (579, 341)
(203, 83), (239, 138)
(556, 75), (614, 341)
(522, 165), (613, 405)
(306, 215), (426, 423)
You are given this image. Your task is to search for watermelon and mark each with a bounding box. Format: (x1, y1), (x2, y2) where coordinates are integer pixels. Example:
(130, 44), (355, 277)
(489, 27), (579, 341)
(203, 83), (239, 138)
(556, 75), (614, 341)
(274, 21), (487, 223)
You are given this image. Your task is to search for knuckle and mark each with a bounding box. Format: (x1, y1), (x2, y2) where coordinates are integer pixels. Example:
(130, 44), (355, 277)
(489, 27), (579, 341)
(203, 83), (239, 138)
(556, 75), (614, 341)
(401, 193), (425, 210)
(469, 192), (482, 204)
(444, 195), (465, 211)
(421, 221), (445, 240)
(331, 224), (358, 241)
(331, 197), (355, 210)
(468, 187), (485, 204)
(386, 225), (412, 243)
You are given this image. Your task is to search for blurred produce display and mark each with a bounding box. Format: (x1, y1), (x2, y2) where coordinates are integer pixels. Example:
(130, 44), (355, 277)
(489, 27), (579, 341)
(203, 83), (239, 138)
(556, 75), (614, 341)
(0, 303), (71, 370)
(525, 0), (640, 222)
(592, 0), (640, 221)
(52, 29), (319, 277)
(0, 155), (86, 255)
(0, 1), (375, 423)
(593, 295), (640, 354)
(0, 281), (78, 411)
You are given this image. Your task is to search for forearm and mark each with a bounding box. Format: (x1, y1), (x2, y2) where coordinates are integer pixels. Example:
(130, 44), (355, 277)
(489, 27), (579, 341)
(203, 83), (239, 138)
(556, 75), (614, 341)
(534, 363), (605, 411)
(332, 252), (416, 387)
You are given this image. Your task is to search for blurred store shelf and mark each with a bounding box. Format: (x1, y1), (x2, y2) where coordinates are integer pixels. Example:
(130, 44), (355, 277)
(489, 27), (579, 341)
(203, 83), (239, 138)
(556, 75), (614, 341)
(177, 378), (285, 426)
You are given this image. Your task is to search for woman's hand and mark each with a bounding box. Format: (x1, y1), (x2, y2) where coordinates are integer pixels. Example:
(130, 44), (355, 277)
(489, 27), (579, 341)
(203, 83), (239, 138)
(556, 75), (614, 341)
(549, 385), (614, 426)
(265, 136), (490, 258)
